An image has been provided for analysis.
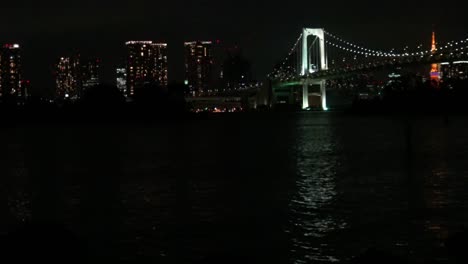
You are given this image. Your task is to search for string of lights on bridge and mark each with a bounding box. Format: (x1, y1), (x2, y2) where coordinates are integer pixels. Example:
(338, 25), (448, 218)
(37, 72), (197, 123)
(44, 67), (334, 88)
(324, 31), (398, 56)
(324, 30), (468, 58)
(269, 30), (468, 79)
(326, 39), (468, 58)
(267, 33), (304, 77)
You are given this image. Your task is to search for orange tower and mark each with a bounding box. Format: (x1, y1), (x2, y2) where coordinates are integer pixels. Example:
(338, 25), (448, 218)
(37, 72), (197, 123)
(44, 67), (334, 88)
(430, 31), (441, 83)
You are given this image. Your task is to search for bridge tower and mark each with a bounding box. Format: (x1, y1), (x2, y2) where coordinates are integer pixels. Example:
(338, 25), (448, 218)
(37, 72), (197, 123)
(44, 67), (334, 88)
(301, 28), (328, 111)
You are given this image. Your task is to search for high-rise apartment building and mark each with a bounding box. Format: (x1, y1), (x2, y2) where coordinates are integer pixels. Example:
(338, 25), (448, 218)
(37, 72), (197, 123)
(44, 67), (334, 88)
(82, 58), (101, 89)
(184, 41), (213, 96)
(55, 55), (82, 100)
(55, 55), (102, 100)
(125, 41), (168, 97)
(116, 67), (127, 96)
(0, 44), (23, 98)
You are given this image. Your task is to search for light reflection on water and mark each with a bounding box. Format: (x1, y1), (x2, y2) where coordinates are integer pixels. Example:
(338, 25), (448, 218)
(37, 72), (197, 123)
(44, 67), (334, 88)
(287, 115), (346, 263)
(2, 114), (468, 263)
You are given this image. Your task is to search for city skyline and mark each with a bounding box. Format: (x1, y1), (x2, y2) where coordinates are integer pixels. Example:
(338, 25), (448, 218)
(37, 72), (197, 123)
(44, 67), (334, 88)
(2, 3), (468, 264)
(0, 39), (260, 99)
(1, 0), (467, 94)
(0, 27), (466, 101)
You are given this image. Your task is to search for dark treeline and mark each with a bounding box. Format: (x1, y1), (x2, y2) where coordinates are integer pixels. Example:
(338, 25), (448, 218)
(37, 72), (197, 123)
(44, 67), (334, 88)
(0, 82), (191, 124)
(3, 75), (468, 120)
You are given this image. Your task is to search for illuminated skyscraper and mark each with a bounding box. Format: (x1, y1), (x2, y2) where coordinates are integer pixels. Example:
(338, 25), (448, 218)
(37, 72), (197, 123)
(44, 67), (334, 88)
(55, 55), (82, 100)
(82, 58), (101, 89)
(55, 55), (102, 100)
(0, 44), (23, 98)
(430, 31), (441, 83)
(125, 41), (168, 97)
(153, 44), (168, 88)
(184, 41), (213, 96)
(116, 67), (127, 96)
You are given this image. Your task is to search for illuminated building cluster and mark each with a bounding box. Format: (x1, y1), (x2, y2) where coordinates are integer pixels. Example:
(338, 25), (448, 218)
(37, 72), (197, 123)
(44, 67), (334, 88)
(125, 41), (168, 97)
(184, 41), (214, 96)
(441, 61), (468, 80)
(55, 55), (101, 100)
(0, 44), (24, 98)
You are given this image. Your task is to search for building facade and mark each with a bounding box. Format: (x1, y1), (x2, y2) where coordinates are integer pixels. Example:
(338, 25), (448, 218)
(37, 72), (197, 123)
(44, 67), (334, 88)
(184, 41), (213, 96)
(0, 44), (23, 98)
(55, 55), (82, 100)
(125, 41), (168, 97)
(441, 61), (468, 80)
(55, 55), (102, 100)
(116, 67), (127, 96)
(82, 58), (101, 89)
(153, 44), (168, 88)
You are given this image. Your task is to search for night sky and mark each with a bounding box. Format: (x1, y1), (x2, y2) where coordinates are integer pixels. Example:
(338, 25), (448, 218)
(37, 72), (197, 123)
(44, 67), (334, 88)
(1, 0), (467, 94)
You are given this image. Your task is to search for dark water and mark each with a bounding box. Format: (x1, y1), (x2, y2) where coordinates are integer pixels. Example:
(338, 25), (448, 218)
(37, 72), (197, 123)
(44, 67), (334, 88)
(1, 112), (468, 263)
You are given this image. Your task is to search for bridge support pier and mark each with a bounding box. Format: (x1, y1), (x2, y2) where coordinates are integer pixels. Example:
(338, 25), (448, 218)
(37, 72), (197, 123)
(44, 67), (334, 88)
(302, 83), (309, 109)
(320, 80), (328, 111)
(302, 80), (328, 111)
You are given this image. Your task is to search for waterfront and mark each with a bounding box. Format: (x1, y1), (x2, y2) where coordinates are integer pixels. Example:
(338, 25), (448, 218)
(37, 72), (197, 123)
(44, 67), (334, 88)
(1, 112), (468, 263)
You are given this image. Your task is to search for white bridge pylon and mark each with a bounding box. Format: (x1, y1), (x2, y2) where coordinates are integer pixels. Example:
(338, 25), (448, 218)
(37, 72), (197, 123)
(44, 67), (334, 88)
(301, 28), (328, 111)
(301, 28), (328, 75)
